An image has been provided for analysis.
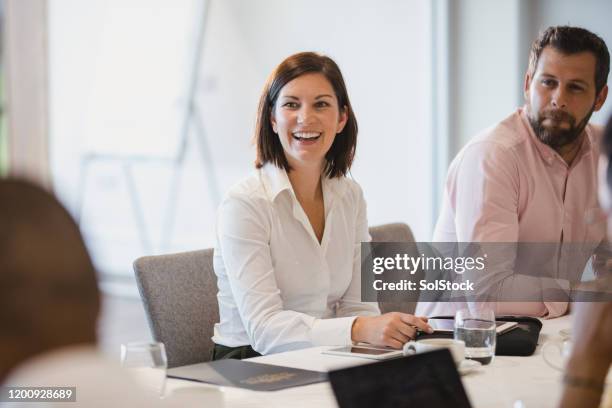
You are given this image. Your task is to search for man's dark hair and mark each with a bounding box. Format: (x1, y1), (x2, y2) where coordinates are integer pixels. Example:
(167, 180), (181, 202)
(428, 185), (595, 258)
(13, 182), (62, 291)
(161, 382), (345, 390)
(254, 52), (358, 178)
(528, 26), (610, 95)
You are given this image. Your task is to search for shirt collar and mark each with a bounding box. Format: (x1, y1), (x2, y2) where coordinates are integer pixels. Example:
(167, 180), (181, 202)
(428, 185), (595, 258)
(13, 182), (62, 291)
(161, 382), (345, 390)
(519, 106), (595, 167)
(259, 162), (348, 204)
(321, 172), (348, 209)
(260, 162), (293, 202)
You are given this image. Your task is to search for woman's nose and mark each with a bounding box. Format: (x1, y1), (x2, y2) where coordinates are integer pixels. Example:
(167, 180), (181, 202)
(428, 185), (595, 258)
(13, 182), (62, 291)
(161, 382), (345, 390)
(297, 106), (314, 125)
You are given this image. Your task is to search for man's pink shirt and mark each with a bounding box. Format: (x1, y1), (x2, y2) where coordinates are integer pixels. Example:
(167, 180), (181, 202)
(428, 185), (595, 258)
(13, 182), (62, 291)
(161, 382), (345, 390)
(419, 107), (605, 318)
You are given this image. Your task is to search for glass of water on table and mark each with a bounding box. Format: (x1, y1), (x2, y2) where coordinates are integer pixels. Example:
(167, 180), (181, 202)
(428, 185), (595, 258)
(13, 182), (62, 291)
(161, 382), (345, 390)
(454, 308), (496, 365)
(121, 342), (168, 397)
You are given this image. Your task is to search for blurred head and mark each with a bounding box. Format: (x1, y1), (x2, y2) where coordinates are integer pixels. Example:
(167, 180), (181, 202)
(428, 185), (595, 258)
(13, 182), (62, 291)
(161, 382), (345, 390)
(599, 118), (612, 215)
(254, 52), (357, 178)
(0, 180), (100, 382)
(524, 26), (609, 150)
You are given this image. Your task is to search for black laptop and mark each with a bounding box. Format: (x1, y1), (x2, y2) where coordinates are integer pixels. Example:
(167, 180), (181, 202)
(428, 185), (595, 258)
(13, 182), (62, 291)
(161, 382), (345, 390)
(329, 349), (472, 408)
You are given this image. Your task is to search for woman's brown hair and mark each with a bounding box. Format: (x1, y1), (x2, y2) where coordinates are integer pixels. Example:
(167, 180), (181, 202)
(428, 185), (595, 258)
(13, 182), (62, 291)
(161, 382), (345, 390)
(254, 52), (358, 178)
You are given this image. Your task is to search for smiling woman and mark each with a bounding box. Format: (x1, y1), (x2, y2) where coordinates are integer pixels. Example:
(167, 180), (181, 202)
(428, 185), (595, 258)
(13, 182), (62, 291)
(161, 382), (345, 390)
(271, 72), (348, 175)
(254, 52), (357, 179)
(210, 52), (432, 360)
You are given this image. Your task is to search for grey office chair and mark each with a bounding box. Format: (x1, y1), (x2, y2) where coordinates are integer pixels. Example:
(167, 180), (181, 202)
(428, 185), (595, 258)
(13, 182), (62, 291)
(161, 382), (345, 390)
(133, 249), (217, 368)
(369, 223), (420, 315)
(369, 222), (415, 243)
(133, 223), (417, 368)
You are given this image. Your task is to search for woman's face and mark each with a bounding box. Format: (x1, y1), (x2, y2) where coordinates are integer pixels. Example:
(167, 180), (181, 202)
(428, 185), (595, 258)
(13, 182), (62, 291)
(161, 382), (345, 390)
(271, 73), (348, 170)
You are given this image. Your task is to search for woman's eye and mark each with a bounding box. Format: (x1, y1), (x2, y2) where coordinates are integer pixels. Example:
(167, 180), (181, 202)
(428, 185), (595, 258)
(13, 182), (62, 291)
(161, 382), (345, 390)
(315, 101), (330, 108)
(283, 102), (298, 108)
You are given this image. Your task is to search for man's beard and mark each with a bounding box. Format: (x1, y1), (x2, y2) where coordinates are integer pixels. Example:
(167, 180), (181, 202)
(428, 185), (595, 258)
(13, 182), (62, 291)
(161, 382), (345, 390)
(528, 106), (594, 150)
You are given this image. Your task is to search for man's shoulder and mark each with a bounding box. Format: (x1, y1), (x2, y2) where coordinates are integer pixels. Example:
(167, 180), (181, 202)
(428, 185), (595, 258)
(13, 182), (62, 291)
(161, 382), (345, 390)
(587, 122), (604, 147)
(448, 111), (527, 178)
(588, 121), (604, 134)
(468, 110), (528, 152)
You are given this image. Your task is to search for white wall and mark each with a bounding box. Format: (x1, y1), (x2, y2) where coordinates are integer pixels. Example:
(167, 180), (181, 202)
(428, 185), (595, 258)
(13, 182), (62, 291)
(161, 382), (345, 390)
(526, 0), (612, 125)
(448, 0), (524, 151)
(4, 0), (52, 189)
(44, 0), (612, 285)
(201, 0), (434, 239)
(48, 0), (435, 283)
(447, 0), (612, 155)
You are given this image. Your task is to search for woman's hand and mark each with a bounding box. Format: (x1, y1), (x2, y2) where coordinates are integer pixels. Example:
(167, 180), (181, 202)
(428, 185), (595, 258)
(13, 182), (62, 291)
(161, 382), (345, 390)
(351, 312), (433, 349)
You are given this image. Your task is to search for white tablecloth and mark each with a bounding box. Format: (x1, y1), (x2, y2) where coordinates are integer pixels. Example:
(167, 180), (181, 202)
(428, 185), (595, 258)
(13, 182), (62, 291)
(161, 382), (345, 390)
(165, 315), (574, 407)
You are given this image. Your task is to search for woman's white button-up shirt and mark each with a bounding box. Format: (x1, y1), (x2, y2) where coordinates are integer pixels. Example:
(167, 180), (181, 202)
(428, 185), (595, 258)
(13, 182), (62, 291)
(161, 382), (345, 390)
(212, 163), (380, 355)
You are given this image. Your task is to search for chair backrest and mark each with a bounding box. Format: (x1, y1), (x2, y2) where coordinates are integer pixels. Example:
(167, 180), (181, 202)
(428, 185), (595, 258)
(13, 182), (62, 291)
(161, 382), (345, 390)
(369, 222), (415, 243)
(133, 223), (416, 367)
(133, 249), (217, 368)
(369, 222), (419, 315)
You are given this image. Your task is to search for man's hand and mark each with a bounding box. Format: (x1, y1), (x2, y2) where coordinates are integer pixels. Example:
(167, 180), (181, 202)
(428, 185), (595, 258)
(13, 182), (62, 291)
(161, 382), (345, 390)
(571, 275), (612, 301)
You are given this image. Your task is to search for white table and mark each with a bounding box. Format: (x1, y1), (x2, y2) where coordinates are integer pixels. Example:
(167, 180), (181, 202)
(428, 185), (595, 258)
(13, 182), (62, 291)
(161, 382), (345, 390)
(165, 315), (573, 407)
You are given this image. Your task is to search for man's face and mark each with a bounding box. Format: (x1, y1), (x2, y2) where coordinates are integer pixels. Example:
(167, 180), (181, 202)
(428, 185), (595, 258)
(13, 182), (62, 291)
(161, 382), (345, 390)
(525, 46), (608, 149)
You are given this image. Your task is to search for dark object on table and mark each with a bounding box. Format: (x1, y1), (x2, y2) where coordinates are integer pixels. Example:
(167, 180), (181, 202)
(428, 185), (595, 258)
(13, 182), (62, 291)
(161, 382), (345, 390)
(329, 349), (472, 408)
(418, 316), (542, 356)
(167, 359), (327, 391)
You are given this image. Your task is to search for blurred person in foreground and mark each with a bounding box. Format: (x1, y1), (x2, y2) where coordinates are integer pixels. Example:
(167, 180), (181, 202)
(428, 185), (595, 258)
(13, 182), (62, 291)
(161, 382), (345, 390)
(559, 117), (612, 408)
(0, 180), (164, 407)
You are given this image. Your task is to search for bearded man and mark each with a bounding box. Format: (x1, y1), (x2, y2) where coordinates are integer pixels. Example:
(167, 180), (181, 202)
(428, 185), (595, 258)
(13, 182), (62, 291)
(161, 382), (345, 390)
(418, 26), (610, 318)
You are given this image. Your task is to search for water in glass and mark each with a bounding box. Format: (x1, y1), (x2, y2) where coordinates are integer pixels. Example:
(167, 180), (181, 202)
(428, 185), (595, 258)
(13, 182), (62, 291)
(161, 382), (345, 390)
(455, 309), (496, 365)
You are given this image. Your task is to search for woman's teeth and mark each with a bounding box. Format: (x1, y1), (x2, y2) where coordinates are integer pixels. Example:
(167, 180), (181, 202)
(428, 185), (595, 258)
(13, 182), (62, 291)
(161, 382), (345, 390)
(293, 132), (321, 140)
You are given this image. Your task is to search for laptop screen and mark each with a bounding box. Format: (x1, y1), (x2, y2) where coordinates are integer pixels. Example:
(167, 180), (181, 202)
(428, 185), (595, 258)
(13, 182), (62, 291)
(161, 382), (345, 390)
(329, 349), (472, 408)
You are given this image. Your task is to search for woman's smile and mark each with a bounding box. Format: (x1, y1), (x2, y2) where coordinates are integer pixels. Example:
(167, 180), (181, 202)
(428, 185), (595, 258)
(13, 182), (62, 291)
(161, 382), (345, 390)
(292, 131), (323, 146)
(292, 131), (322, 141)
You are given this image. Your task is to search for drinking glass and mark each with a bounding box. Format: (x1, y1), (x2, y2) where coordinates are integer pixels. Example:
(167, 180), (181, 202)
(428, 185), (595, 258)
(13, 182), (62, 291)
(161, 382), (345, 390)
(121, 341), (167, 397)
(454, 308), (496, 365)
(542, 339), (573, 371)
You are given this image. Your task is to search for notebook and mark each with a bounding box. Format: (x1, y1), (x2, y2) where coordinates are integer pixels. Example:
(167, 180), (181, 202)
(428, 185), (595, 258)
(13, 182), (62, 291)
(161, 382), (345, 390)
(167, 359), (327, 391)
(329, 349), (472, 408)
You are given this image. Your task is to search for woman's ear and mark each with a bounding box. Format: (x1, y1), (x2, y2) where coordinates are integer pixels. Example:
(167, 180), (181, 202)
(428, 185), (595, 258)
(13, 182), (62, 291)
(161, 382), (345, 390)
(337, 105), (349, 134)
(270, 111), (278, 134)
